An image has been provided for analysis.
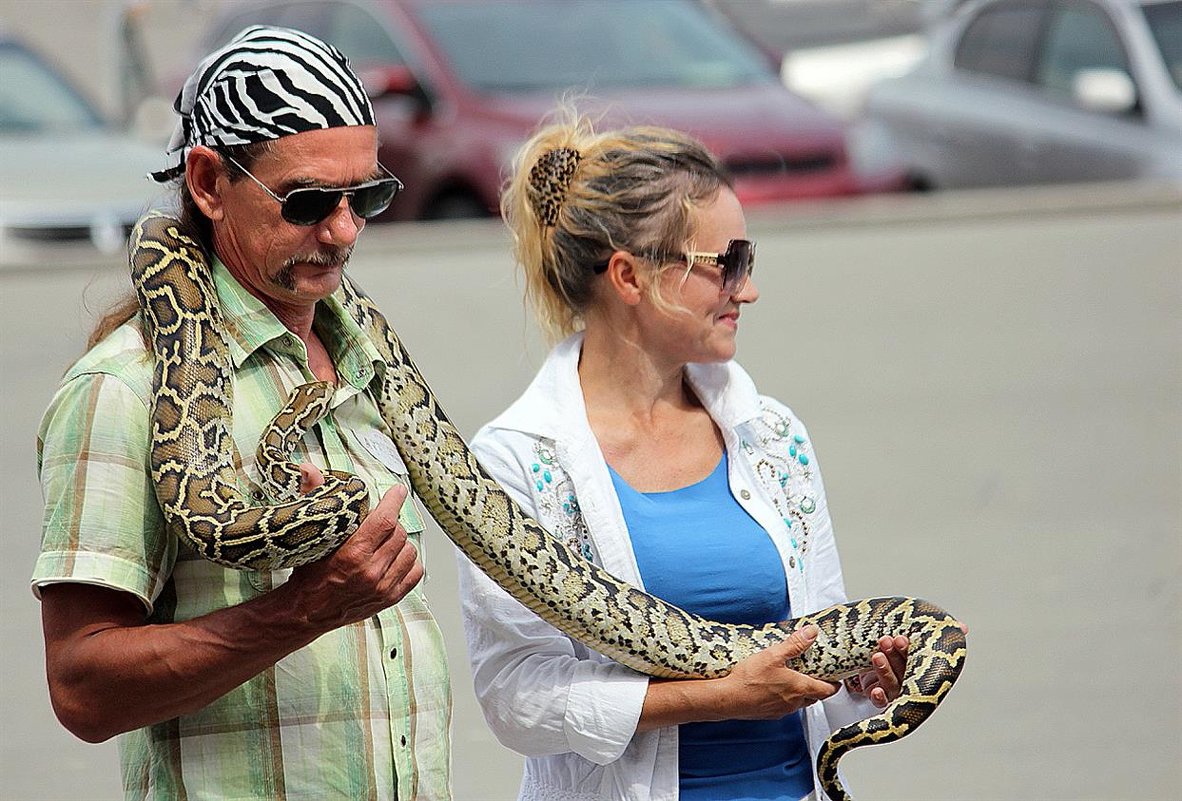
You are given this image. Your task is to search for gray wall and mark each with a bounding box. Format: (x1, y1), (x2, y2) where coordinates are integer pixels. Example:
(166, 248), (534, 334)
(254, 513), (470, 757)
(3, 185), (1180, 800)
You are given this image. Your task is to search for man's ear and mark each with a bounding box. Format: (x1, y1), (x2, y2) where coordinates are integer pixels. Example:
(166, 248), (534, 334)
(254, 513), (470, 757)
(185, 146), (227, 222)
(604, 251), (645, 306)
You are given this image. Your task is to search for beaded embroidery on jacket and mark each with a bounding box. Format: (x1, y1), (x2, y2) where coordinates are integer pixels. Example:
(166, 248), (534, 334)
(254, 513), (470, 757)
(525, 399), (819, 573)
(741, 401), (818, 574)
(528, 441), (598, 563)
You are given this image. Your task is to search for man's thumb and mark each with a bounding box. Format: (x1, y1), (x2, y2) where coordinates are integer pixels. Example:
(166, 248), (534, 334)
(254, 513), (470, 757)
(299, 462), (326, 494)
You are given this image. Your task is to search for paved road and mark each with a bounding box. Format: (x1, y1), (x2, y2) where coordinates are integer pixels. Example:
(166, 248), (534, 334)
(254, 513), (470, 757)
(2, 185), (1179, 800)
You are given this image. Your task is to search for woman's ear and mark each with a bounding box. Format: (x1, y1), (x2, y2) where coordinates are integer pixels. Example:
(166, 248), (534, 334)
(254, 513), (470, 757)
(185, 146), (227, 222)
(604, 250), (645, 306)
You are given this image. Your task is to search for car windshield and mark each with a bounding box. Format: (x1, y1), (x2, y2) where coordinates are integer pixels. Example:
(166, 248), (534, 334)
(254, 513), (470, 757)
(0, 43), (103, 133)
(1142, 1), (1182, 91)
(414, 0), (774, 92)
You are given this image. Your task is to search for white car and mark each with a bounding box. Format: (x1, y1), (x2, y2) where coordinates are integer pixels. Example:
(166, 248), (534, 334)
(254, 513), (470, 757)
(856, 0), (1182, 189)
(0, 37), (166, 265)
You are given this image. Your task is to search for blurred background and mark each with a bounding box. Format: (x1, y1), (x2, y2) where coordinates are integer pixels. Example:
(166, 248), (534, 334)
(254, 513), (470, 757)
(1, 1), (1180, 799)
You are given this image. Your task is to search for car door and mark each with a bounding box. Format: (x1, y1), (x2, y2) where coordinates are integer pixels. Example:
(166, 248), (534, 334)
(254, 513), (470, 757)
(933, 1), (1054, 187)
(1025, 0), (1146, 182)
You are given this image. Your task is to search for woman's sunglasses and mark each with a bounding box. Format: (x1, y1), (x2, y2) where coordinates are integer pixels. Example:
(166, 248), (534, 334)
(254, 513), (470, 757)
(222, 154), (404, 226)
(676, 239), (756, 295)
(595, 239), (756, 295)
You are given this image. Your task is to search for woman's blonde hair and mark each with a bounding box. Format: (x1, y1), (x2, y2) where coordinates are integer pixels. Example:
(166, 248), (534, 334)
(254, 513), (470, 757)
(501, 113), (732, 342)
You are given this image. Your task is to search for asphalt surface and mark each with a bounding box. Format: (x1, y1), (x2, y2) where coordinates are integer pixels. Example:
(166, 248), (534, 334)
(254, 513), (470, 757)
(2, 184), (1180, 800)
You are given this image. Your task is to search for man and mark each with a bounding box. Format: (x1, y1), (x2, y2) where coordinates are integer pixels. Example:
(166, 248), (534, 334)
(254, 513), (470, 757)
(33, 27), (450, 800)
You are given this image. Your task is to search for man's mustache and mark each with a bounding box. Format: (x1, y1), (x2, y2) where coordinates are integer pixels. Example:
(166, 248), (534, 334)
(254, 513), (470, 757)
(285, 247), (352, 269)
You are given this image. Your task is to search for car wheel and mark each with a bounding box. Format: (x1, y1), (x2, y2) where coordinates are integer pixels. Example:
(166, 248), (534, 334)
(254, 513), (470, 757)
(906, 172), (936, 192)
(423, 191), (491, 220)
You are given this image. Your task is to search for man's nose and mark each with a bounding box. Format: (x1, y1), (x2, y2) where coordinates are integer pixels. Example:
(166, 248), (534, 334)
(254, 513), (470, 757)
(319, 196), (362, 246)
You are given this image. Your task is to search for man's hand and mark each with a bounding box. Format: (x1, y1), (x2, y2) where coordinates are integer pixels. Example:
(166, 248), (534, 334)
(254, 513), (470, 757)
(284, 479), (424, 630)
(39, 479), (423, 742)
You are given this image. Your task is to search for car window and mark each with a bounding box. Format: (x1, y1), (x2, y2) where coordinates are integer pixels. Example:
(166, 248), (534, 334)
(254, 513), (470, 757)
(1036, 3), (1130, 96)
(0, 43), (103, 133)
(954, 3), (1048, 82)
(208, 2), (404, 70)
(414, 0), (772, 92)
(322, 1), (405, 66)
(1142, 0), (1182, 91)
(273, 3), (329, 35)
(209, 6), (290, 49)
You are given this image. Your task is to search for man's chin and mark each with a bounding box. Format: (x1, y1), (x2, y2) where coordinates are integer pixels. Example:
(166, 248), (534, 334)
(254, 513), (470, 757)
(275, 262), (346, 299)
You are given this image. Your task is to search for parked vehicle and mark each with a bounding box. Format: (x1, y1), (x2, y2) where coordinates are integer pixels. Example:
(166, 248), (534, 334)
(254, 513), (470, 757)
(0, 36), (166, 263)
(856, 0), (1182, 190)
(187, 0), (905, 221)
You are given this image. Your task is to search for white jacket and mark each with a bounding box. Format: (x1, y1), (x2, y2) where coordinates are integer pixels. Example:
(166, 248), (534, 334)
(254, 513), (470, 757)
(457, 333), (876, 801)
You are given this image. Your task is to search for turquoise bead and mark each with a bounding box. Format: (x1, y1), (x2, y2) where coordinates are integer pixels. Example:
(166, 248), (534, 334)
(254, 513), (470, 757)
(798, 454), (809, 466)
(794, 434), (805, 444)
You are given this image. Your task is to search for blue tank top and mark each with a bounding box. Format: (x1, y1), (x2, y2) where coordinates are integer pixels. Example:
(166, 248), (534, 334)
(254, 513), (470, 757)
(608, 452), (813, 801)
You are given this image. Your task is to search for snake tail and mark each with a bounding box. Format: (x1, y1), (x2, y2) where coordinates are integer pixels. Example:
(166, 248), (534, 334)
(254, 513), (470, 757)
(803, 598), (968, 801)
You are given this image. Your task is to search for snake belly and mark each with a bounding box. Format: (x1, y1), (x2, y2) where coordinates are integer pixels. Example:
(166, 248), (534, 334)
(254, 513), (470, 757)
(129, 211), (967, 800)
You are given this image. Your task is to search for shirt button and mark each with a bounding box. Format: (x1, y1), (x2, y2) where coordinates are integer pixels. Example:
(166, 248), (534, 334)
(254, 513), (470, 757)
(389, 647), (398, 659)
(400, 735), (408, 747)
(739, 489), (751, 500)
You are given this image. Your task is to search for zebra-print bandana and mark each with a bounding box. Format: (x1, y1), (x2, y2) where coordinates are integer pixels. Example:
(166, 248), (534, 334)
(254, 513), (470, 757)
(151, 25), (374, 182)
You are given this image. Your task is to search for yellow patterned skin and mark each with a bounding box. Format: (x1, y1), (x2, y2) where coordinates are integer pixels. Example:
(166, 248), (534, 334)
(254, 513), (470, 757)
(129, 215), (369, 569)
(129, 212), (967, 800)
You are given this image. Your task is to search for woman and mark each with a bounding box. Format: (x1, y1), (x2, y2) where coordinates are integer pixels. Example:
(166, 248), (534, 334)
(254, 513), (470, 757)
(457, 118), (908, 801)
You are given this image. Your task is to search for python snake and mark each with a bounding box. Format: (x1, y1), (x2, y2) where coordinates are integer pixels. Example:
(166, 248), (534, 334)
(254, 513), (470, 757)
(129, 211), (966, 801)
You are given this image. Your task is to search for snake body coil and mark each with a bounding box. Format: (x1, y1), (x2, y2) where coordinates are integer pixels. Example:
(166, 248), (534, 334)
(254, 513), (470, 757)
(129, 212), (966, 801)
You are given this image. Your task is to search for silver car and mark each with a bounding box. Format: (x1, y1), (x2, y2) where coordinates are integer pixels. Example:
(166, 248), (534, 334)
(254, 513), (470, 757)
(0, 36), (166, 265)
(856, 0), (1182, 189)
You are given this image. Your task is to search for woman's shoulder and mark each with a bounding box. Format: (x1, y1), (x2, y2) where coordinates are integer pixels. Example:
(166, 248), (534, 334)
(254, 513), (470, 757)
(744, 393), (817, 458)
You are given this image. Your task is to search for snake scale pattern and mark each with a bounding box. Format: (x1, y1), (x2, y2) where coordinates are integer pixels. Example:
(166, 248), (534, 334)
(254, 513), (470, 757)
(129, 211), (966, 801)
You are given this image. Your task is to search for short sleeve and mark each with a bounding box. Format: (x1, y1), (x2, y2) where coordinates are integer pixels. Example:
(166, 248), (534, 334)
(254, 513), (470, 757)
(32, 370), (174, 611)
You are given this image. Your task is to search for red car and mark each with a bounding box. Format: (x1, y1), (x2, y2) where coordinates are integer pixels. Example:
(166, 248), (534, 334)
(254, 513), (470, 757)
(195, 0), (905, 221)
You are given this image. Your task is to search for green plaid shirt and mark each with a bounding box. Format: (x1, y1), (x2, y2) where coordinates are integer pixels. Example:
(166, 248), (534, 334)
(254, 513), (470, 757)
(33, 259), (452, 800)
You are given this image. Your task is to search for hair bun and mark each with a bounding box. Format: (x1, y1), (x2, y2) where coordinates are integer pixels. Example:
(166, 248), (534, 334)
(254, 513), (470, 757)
(527, 147), (583, 227)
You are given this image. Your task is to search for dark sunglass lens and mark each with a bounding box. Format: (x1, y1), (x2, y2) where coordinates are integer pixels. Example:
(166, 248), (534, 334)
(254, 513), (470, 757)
(723, 241), (754, 292)
(283, 189), (342, 226)
(350, 180), (400, 219)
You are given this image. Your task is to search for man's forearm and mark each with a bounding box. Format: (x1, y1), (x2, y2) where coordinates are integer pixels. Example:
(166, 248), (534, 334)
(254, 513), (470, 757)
(41, 582), (328, 742)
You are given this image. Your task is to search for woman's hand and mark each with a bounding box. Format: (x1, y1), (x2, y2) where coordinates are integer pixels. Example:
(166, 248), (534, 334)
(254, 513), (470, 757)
(718, 625), (842, 719)
(848, 635), (909, 708)
(638, 625), (838, 732)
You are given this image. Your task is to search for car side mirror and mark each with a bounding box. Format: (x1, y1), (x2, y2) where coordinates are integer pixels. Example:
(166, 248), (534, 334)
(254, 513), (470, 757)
(1073, 68), (1137, 115)
(359, 65), (432, 110)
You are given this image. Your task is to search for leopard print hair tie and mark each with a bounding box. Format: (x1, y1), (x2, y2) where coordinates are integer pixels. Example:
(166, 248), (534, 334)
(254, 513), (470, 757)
(527, 147), (582, 227)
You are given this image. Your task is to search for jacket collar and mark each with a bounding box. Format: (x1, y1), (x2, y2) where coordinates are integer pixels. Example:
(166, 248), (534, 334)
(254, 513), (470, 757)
(487, 331), (765, 443)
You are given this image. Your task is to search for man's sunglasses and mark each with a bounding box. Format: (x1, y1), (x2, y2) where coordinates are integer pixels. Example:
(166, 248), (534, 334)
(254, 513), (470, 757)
(594, 239), (756, 295)
(222, 153), (404, 226)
